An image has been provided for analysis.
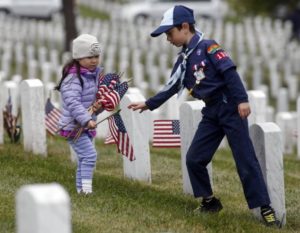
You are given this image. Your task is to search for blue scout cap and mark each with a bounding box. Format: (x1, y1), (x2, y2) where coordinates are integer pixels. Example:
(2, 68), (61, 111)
(150, 5), (195, 37)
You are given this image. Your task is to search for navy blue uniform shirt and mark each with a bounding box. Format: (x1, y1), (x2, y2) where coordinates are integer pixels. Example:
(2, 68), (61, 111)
(146, 33), (248, 110)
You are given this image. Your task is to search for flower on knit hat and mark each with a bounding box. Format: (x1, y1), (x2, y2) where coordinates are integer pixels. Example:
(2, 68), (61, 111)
(89, 43), (101, 56)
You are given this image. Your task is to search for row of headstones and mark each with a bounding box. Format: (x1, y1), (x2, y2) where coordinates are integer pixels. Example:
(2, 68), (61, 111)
(0, 76), (299, 157)
(0, 42), (64, 83)
(1, 11), (299, 95)
(0, 41), (298, 115)
(0, 12), (63, 49)
(2, 52), (297, 120)
(0, 18), (299, 112)
(0, 9), (298, 76)
(13, 82), (288, 232)
(77, 2), (300, 76)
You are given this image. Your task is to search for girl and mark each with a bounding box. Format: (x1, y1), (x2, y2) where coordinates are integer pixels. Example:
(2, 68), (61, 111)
(55, 34), (102, 194)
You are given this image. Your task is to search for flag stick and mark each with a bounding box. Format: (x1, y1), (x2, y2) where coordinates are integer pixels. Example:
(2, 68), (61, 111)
(96, 109), (121, 126)
(72, 109), (121, 143)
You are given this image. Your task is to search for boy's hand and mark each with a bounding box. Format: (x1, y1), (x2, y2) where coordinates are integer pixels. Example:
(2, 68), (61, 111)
(238, 102), (251, 119)
(128, 102), (149, 113)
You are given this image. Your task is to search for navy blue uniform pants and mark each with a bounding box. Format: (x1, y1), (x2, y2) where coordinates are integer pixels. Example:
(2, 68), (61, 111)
(186, 99), (270, 209)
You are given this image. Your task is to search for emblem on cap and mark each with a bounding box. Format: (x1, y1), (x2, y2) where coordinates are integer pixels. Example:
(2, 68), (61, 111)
(89, 43), (101, 56)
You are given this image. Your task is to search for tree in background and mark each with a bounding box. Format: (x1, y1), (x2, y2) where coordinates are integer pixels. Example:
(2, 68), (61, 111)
(227, 0), (300, 17)
(62, 0), (77, 52)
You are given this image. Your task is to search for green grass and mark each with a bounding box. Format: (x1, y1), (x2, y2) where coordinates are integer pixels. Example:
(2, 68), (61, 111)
(0, 137), (299, 233)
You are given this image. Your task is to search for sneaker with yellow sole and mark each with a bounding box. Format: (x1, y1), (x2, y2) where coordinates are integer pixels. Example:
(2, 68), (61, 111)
(261, 206), (281, 227)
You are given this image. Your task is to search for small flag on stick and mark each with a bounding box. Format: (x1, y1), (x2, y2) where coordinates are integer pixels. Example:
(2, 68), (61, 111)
(152, 120), (181, 148)
(104, 130), (116, 144)
(3, 92), (21, 142)
(45, 98), (61, 136)
(107, 113), (135, 161)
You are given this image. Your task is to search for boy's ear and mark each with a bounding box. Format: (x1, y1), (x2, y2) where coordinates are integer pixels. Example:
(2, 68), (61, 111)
(181, 22), (190, 33)
(182, 22), (190, 30)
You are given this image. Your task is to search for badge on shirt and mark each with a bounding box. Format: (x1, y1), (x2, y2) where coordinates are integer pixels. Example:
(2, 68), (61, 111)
(194, 69), (205, 84)
(192, 61), (206, 84)
(215, 51), (228, 60)
(207, 43), (221, 54)
(196, 49), (202, 56)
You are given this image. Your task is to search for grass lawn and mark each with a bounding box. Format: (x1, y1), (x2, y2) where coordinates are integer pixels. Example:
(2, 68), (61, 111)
(0, 136), (299, 233)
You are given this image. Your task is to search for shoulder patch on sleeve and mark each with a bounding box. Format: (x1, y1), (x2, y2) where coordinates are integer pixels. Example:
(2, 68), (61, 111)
(215, 51), (228, 60)
(207, 43), (221, 54)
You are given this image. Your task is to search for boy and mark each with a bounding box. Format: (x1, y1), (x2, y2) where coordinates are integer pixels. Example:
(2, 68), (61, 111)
(128, 5), (280, 227)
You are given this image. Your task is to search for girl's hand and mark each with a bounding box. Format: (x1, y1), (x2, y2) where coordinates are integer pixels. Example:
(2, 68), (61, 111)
(238, 102), (251, 119)
(92, 101), (102, 112)
(87, 120), (97, 129)
(128, 102), (149, 113)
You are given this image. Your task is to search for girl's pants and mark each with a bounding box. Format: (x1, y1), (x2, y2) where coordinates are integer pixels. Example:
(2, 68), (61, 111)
(68, 132), (97, 193)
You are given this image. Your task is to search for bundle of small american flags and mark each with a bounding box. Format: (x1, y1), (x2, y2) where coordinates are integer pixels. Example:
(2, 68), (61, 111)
(96, 73), (128, 112)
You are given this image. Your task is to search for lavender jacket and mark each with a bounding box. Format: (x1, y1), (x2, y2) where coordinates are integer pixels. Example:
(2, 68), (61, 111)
(58, 67), (102, 131)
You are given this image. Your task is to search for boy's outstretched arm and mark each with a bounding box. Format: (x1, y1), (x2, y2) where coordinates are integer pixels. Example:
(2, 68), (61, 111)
(128, 102), (149, 113)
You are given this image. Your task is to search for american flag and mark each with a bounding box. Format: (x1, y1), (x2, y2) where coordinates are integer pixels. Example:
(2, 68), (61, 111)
(4, 95), (13, 130)
(45, 98), (61, 136)
(107, 113), (135, 161)
(3, 93), (16, 141)
(97, 73), (120, 95)
(96, 73), (128, 111)
(104, 130), (116, 144)
(152, 120), (181, 148)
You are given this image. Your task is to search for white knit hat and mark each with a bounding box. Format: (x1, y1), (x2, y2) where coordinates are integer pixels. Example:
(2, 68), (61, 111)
(72, 34), (101, 59)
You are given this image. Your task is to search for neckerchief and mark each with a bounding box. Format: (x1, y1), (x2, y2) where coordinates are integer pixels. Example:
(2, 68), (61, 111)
(162, 30), (204, 96)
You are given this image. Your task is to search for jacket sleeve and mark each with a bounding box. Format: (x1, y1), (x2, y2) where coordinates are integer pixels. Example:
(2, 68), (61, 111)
(61, 74), (92, 126)
(222, 68), (248, 104)
(145, 81), (179, 110)
(205, 40), (248, 104)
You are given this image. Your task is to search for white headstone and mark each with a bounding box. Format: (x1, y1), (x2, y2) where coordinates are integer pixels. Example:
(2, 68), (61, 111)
(266, 106), (275, 122)
(38, 46), (48, 66)
(16, 183), (71, 233)
(275, 112), (295, 155)
(20, 79), (47, 156)
(148, 66), (160, 91)
(250, 123), (286, 226)
(120, 93), (151, 182)
(41, 63), (52, 84)
(277, 88), (289, 112)
(28, 60), (38, 79)
(287, 76), (298, 101)
(95, 110), (110, 139)
(44, 82), (59, 107)
(297, 96), (300, 160)
(247, 90), (267, 126)
(268, 60), (281, 98)
(252, 57), (263, 89)
(179, 100), (213, 194)
(0, 86), (3, 144)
